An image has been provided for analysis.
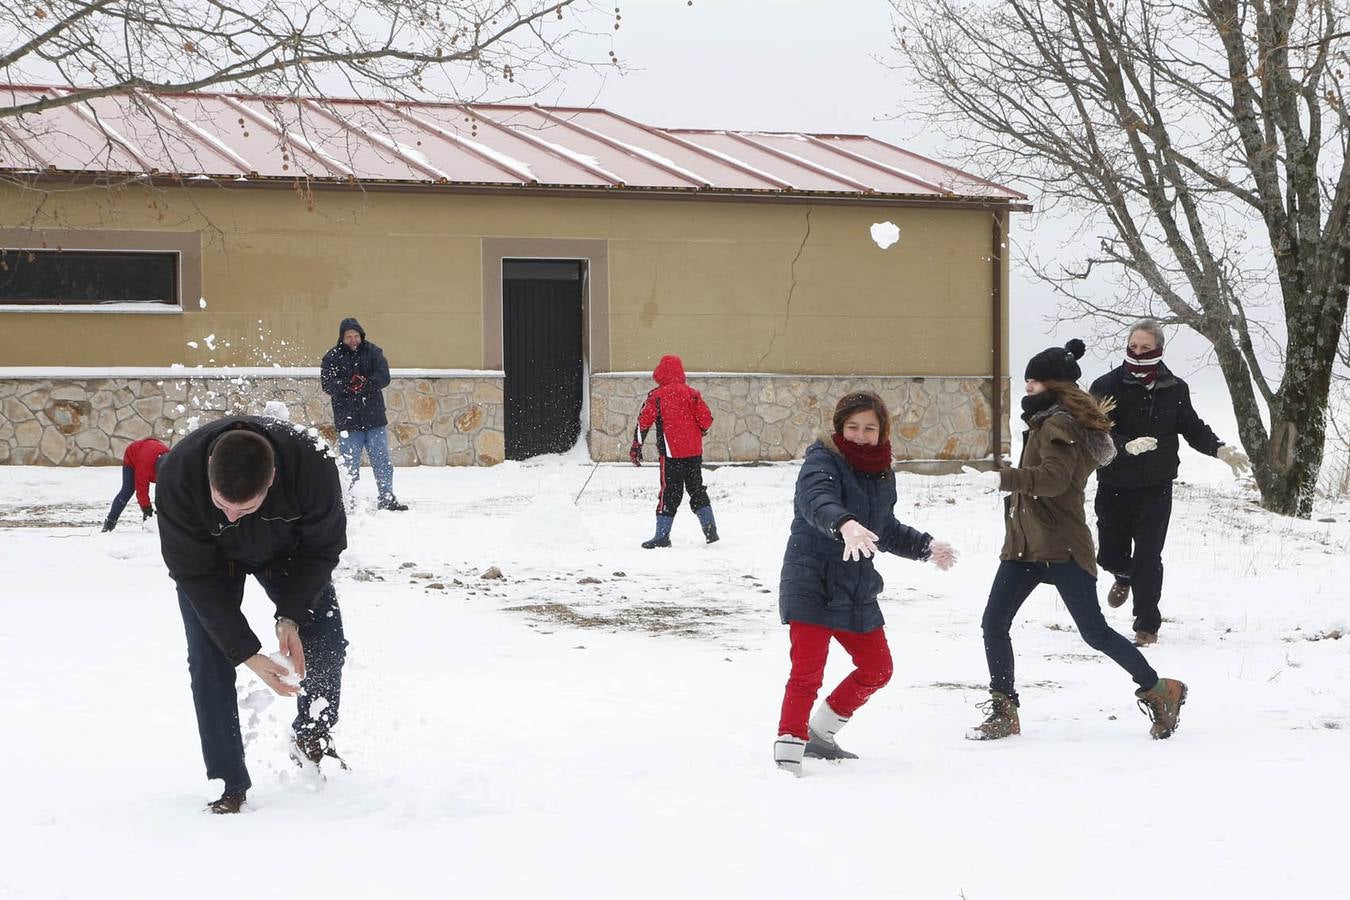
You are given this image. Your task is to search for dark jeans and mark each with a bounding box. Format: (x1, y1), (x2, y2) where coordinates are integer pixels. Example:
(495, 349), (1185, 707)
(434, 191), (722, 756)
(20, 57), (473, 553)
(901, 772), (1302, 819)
(657, 455), (710, 517)
(980, 560), (1158, 704)
(178, 582), (348, 795)
(1095, 483), (1173, 633)
(106, 464), (136, 523)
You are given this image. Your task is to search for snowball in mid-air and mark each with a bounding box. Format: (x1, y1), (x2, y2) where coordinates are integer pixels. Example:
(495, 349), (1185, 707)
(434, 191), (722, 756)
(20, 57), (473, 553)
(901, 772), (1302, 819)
(263, 400), (291, 421)
(870, 221), (901, 250)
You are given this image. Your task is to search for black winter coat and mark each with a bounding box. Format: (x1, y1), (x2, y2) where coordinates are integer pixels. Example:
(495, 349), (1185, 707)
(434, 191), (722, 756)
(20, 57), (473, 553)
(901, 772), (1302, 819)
(1091, 364), (1223, 489)
(778, 438), (933, 633)
(157, 416), (347, 665)
(321, 317), (391, 431)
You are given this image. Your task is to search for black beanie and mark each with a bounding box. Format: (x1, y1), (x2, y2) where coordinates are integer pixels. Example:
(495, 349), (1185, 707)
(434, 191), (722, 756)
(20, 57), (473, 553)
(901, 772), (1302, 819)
(1025, 339), (1087, 383)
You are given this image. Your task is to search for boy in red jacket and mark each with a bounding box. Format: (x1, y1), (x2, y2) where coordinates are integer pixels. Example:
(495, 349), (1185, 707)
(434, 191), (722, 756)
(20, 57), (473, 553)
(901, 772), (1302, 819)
(102, 437), (171, 531)
(630, 355), (719, 548)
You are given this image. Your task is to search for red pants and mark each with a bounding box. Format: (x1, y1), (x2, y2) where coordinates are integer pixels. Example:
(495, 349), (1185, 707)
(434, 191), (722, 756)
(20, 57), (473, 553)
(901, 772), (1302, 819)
(777, 621), (894, 740)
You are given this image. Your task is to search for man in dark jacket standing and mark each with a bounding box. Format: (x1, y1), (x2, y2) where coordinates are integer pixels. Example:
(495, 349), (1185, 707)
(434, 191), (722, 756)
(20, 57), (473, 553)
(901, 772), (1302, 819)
(157, 416), (350, 814)
(1091, 319), (1250, 645)
(320, 317), (407, 511)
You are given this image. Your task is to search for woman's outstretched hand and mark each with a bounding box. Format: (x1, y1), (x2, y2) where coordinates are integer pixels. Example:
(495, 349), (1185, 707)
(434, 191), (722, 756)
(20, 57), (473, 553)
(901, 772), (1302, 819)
(928, 540), (958, 571)
(840, 520), (880, 561)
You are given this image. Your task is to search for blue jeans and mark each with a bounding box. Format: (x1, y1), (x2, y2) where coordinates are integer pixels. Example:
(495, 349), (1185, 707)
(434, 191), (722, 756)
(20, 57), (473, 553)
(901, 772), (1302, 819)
(178, 582), (348, 795)
(106, 464), (136, 523)
(338, 426), (395, 502)
(981, 560), (1158, 704)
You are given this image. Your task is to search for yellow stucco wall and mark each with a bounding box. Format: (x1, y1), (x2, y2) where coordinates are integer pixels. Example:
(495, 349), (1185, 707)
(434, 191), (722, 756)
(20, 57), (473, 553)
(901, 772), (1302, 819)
(0, 183), (1010, 375)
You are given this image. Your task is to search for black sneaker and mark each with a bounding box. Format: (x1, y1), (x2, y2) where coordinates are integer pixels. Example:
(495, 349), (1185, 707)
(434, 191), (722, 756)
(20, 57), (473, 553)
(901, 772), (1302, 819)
(641, 536), (672, 549)
(377, 497), (409, 511)
(207, 791), (246, 814)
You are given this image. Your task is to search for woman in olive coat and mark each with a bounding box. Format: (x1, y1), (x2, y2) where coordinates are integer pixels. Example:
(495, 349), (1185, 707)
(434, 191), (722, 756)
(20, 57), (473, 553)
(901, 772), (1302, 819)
(959, 340), (1187, 742)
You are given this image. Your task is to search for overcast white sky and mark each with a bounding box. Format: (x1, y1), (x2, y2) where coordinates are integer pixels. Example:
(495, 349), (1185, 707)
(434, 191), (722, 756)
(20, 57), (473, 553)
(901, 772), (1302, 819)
(537, 0), (1243, 444)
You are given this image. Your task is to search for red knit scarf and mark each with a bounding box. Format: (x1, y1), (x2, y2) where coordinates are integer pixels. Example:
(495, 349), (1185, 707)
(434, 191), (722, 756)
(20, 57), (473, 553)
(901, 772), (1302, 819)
(1125, 347), (1164, 386)
(832, 434), (893, 474)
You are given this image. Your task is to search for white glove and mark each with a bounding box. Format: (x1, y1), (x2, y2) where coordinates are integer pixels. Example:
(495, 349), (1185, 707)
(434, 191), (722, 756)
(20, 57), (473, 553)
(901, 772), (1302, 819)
(928, 540), (958, 571)
(1125, 436), (1158, 455)
(1217, 444), (1251, 476)
(839, 520), (879, 562)
(957, 465), (1003, 491)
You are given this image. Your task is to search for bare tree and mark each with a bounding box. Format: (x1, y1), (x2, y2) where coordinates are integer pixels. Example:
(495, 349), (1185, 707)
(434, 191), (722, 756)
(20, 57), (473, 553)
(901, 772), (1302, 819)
(892, 0), (1350, 517)
(0, 1), (614, 117)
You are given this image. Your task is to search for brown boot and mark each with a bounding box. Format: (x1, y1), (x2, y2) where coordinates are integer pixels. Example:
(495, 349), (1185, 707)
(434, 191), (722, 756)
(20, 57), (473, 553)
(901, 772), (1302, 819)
(965, 691), (1020, 741)
(1134, 631), (1158, 646)
(1107, 579), (1130, 608)
(207, 791), (246, 814)
(1136, 678), (1187, 739)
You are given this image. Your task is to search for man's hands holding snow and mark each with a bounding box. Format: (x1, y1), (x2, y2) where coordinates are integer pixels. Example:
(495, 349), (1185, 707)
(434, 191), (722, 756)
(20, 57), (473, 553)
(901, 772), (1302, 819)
(243, 617), (307, 697)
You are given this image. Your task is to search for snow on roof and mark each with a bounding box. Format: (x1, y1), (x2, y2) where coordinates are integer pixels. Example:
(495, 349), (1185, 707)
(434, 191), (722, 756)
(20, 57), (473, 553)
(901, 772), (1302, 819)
(0, 85), (1026, 202)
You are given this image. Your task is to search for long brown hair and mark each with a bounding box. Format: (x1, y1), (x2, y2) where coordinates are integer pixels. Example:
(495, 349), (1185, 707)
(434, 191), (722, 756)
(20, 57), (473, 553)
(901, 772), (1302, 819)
(832, 391), (891, 438)
(1041, 380), (1115, 433)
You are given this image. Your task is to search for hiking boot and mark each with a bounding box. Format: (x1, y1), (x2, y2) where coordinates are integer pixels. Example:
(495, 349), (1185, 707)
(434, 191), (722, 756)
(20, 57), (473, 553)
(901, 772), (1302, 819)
(774, 734), (806, 777)
(804, 702), (859, 760)
(1134, 631), (1158, 646)
(378, 496), (408, 511)
(290, 730), (349, 771)
(965, 691), (1021, 741)
(207, 790), (246, 814)
(1107, 579), (1130, 608)
(1136, 678), (1187, 739)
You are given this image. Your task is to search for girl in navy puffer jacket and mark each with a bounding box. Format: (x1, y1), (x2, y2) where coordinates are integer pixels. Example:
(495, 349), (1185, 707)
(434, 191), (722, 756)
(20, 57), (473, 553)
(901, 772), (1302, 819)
(773, 391), (957, 776)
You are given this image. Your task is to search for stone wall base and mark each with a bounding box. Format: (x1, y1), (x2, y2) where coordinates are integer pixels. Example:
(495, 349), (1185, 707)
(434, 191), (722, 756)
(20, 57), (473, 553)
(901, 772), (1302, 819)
(1, 372), (1007, 466)
(0, 373), (503, 466)
(590, 373), (1010, 464)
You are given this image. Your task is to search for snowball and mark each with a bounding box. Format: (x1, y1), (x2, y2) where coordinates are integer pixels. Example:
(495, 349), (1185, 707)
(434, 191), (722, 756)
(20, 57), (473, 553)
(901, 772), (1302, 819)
(263, 400), (291, 421)
(198, 297), (207, 309)
(267, 652), (303, 687)
(185, 341), (198, 349)
(870, 221), (901, 250)
(203, 334), (217, 350)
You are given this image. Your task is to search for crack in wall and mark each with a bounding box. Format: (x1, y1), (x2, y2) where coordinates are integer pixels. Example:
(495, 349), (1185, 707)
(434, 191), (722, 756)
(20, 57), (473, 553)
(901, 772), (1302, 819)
(756, 206), (813, 370)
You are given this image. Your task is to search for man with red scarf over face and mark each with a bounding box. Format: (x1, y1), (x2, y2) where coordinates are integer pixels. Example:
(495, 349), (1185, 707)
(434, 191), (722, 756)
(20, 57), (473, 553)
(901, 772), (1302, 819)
(1090, 319), (1250, 645)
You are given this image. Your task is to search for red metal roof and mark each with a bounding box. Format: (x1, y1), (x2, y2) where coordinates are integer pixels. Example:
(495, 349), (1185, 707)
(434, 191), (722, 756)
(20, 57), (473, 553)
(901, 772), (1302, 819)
(0, 85), (1025, 202)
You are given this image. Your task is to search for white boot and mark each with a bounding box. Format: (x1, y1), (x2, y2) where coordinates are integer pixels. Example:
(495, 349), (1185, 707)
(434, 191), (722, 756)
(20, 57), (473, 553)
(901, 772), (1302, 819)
(773, 734), (806, 777)
(805, 703), (859, 760)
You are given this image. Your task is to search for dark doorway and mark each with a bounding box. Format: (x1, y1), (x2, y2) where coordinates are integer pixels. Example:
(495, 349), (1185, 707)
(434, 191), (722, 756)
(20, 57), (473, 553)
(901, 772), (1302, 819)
(502, 259), (585, 460)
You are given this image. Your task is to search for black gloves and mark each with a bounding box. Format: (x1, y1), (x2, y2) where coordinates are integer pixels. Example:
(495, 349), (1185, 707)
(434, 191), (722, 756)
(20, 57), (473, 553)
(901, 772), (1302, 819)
(142, 505), (154, 520)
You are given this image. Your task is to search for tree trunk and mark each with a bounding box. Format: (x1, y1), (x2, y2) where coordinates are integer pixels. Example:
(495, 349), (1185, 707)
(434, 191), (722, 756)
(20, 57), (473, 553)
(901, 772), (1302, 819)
(1251, 299), (1338, 517)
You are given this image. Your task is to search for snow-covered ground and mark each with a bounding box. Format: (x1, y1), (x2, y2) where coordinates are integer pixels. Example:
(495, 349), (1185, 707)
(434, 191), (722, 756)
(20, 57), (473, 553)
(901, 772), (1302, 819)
(1, 457), (1346, 899)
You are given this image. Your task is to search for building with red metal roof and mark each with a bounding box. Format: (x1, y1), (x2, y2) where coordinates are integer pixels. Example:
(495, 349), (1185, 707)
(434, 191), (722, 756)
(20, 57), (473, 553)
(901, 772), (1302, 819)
(0, 87), (1025, 467)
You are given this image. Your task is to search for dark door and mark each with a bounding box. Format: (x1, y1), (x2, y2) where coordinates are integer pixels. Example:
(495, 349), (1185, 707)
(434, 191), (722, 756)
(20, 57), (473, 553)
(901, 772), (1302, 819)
(502, 259), (585, 460)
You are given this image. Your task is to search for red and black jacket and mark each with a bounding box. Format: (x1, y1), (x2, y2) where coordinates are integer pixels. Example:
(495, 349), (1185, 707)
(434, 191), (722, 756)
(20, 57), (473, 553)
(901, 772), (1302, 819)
(634, 355), (713, 459)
